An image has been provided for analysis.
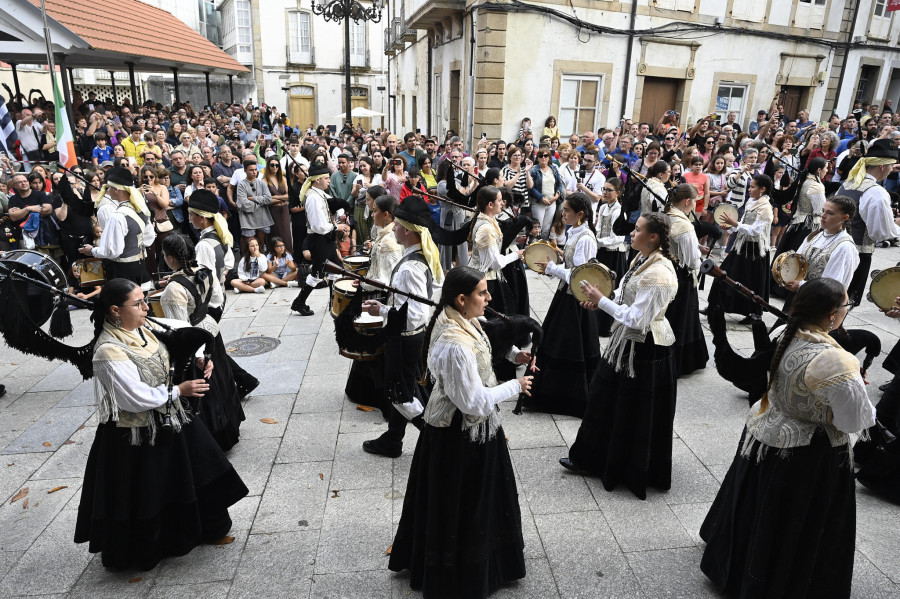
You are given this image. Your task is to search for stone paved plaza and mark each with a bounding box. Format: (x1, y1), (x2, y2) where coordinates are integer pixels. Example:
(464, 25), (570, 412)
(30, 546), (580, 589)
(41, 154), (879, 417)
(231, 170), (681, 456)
(0, 248), (899, 598)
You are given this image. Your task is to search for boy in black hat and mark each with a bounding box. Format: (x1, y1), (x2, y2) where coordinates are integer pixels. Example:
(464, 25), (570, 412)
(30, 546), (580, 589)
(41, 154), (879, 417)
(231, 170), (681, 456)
(360, 195), (444, 458)
(291, 160), (342, 316)
(78, 166), (155, 285)
(188, 188), (235, 321)
(837, 138), (900, 305)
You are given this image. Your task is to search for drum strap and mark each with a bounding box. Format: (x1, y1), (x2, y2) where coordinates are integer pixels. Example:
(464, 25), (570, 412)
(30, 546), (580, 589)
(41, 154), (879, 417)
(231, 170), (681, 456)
(169, 271), (213, 326)
(389, 252), (433, 305)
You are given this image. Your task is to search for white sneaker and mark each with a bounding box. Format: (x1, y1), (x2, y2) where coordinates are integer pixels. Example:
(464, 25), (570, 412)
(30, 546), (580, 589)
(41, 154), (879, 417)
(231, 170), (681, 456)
(233, 288), (241, 295)
(286, 280), (298, 288)
(254, 286), (265, 294)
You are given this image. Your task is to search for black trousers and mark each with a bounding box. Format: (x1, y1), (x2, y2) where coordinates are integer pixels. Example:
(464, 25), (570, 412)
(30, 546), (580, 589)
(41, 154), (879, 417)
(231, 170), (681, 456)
(306, 232), (341, 280)
(693, 220), (722, 246)
(381, 331), (427, 446)
(848, 251), (873, 306)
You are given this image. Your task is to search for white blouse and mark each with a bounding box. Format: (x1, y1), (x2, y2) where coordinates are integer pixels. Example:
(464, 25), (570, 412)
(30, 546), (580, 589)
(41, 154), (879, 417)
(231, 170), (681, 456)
(545, 223), (598, 284)
(428, 340), (522, 418)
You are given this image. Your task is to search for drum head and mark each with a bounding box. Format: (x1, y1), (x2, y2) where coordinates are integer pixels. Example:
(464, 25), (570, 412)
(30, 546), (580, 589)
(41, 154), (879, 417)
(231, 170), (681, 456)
(524, 242), (559, 272)
(333, 278), (358, 293)
(714, 204), (739, 227)
(570, 263), (615, 303)
(354, 312), (383, 329)
(345, 256), (369, 266)
(869, 266), (900, 310)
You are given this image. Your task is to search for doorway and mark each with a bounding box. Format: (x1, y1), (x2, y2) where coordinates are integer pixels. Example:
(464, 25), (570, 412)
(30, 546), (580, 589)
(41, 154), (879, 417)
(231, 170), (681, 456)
(290, 85), (316, 131)
(449, 70), (461, 136)
(639, 77), (680, 124)
(780, 86), (805, 121)
(351, 86), (370, 132)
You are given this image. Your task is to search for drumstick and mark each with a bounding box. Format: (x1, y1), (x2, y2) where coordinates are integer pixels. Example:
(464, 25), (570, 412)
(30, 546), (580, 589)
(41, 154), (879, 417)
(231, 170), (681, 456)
(323, 260), (509, 321)
(699, 259), (788, 321)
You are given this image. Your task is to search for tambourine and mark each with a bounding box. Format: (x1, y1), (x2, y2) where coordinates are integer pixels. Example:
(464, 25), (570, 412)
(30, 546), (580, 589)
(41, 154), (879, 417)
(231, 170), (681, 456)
(523, 240), (560, 272)
(570, 262), (616, 303)
(868, 266), (900, 310)
(771, 252), (809, 288)
(713, 204), (739, 229)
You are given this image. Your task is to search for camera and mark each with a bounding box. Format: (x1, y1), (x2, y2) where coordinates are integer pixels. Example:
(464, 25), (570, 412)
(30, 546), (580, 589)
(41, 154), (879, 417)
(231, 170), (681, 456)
(578, 166), (586, 179)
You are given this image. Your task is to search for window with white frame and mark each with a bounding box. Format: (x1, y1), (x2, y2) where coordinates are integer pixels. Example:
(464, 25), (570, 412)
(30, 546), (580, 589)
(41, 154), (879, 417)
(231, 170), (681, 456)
(714, 83), (747, 126)
(236, 0), (252, 55)
(349, 21), (367, 67)
(559, 75), (603, 138)
(654, 0), (695, 11)
(288, 12), (312, 64)
(870, 0), (892, 40)
(731, 0), (766, 22)
(794, 0), (826, 30)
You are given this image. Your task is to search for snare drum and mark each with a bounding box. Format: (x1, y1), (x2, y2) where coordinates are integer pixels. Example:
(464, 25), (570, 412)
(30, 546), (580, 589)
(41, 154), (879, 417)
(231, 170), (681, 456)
(523, 240), (560, 272)
(339, 311), (386, 361)
(868, 266), (900, 310)
(713, 204), (740, 229)
(330, 278), (382, 319)
(344, 255), (370, 276)
(0, 250), (67, 325)
(75, 258), (106, 287)
(147, 290), (166, 318)
(570, 262), (616, 303)
(771, 252), (809, 288)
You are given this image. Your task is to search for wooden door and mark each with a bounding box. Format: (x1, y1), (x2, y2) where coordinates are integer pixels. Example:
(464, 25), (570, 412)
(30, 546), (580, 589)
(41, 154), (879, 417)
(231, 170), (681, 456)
(449, 70), (461, 135)
(781, 87), (803, 122)
(290, 95), (315, 131)
(639, 77), (679, 125)
(351, 96), (370, 132)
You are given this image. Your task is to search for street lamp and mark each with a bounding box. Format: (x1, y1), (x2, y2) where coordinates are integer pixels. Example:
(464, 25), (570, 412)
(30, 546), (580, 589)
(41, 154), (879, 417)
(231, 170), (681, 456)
(311, 0), (384, 131)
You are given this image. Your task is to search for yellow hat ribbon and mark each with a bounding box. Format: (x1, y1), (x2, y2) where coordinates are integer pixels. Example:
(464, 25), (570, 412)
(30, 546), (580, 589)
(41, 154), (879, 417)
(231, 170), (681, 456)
(188, 207), (235, 248)
(395, 218), (444, 284)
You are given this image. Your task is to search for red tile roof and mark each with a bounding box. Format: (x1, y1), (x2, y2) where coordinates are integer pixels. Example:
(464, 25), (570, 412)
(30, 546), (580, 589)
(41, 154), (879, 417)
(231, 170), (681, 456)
(29, 0), (249, 73)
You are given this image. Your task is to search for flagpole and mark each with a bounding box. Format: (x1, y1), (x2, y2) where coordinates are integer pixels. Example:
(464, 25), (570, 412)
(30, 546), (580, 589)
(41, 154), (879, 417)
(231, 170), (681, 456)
(39, 0), (58, 89)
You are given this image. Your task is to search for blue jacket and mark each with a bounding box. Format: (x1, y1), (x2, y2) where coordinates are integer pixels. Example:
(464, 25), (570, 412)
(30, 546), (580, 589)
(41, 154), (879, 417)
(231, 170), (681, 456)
(528, 164), (563, 203)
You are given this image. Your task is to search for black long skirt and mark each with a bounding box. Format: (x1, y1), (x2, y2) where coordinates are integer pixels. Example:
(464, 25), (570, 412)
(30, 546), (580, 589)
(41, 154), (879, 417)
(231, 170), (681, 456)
(192, 334), (247, 452)
(567, 335), (677, 499)
(74, 417), (249, 571)
(710, 243), (769, 317)
(595, 248), (628, 337)
(389, 412), (526, 598)
(665, 265), (708, 376)
(345, 355), (388, 419)
(770, 223), (811, 298)
(487, 278), (519, 382)
(524, 287), (600, 418)
(502, 260), (530, 317)
(700, 429), (856, 599)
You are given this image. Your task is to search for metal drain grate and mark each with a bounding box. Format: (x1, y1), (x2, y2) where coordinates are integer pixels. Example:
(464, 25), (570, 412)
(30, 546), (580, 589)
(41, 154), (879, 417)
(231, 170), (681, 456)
(224, 336), (281, 357)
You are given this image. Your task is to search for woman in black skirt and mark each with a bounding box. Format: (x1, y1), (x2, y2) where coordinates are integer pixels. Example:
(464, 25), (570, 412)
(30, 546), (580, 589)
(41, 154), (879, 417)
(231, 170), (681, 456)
(700, 278), (874, 598)
(595, 178), (628, 337)
(75, 279), (248, 570)
(664, 184), (708, 375)
(159, 234), (246, 451)
(469, 185), (526, 317)
(524, 192), (600, 417)
(390, 267), (534, 598)
(560, 213), (679, 499)
(710, 173), (774, 325)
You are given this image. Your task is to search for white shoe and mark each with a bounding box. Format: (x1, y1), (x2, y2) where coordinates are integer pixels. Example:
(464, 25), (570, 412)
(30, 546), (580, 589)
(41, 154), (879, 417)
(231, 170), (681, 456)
(254, 286), (265, 294)
(233, 288), (241, 295)
(286, 280), (298, 288)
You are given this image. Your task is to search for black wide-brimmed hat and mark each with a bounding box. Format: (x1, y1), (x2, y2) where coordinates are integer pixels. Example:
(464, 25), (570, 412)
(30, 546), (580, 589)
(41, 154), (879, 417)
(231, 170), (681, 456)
(308, 158), (329, 178)
(393, 195), (434, 229)
(866, 139), (899, 162)
(188, 189), (220, 214)
(105, 166), (135, 187)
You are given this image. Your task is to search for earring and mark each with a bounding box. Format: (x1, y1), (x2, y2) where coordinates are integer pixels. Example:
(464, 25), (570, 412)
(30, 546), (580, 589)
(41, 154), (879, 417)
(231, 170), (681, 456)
(829, 315), (835, 331)
(113, 315), (122, 328)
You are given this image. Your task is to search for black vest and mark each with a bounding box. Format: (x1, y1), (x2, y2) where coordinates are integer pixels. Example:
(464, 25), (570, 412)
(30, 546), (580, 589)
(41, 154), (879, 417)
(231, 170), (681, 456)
(836, 179), (877, 246)
(199, 229), (226, 281)
(390, 251), (433, 301)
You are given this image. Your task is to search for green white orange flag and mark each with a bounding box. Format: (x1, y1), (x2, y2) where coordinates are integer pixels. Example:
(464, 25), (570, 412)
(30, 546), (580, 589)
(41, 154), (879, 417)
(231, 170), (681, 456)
(52, 75), (76, 168)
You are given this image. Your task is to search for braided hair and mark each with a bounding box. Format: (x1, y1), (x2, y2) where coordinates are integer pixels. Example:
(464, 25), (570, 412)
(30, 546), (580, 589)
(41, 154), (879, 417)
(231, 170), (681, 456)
(90, 279), (139, 341)
(640, 212), (677, 264)
(790, 156), (827, 207)
(826, 195), (856, 231)
(759, 277), (846, 413)
(564, 192), (596, 235)
(162, 234), (199, 275)
(664, 182), (697, 213)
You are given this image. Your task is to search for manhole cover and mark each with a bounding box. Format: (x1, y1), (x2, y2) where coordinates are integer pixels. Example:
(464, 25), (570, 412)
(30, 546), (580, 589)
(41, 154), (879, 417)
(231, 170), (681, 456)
(224, 336), (281, 357)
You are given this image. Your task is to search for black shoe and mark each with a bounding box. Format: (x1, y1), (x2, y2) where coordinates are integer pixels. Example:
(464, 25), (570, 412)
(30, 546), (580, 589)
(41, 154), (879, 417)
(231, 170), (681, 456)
(362, 438), (402, 458)
(0, 384), (5, 398)
(291, 296), (314, 316)
(559, 457), (586, 474)
(699, 308), (709, 316)
(315, 280), (329, 289)
(880, 383), (891, 392)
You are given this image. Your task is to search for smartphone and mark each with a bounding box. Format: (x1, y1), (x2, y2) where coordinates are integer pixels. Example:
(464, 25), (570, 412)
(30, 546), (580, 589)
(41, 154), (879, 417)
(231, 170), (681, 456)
(481, 132), (487, 139)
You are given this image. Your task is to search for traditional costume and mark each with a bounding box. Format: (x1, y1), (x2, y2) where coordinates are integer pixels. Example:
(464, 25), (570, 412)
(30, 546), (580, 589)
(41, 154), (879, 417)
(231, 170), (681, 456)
(524, 222), (599, 417)
(594, 199), (628, 337)
(709, 195), (773, 318)
(665, 206), (708, 375)
(770, 173), (826, 297)
(700, 326), (875, 598)
(75, 319), (248, 570)
(781, 227), (859, 315)
(565, 250), (678, 499)
(389, 305), (526, 597)
(470, 212), (519, 316)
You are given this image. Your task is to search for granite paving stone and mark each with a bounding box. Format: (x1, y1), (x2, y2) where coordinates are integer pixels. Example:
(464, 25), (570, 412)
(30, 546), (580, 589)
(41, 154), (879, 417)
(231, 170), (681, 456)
(251, 461), (332, 534)
(626, 547), (712, 598)
(0, 476), (81, 552)
(3, 405), (95, 454)
(292, 375), (347, 414)
(227, 531), (317, 599)
(236, 393), (294, 439)
(152, 530), (248, 586)
(592, 488), (695, 553)
(146, 581), (231, 598)
(241, 360), (307, 396)
(29, 363), (82, 393)
(329, 431), (393, 491)
(309, 569), (391, 599)
(68, 554), (158, 599)
(511, 447), (598, 515)
(276, 411), (340, 464)
(315, 487), (393, 574)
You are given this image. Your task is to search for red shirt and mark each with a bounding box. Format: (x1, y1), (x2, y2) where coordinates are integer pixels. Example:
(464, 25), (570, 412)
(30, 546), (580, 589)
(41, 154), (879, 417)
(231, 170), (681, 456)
(682, 171), (708, 213)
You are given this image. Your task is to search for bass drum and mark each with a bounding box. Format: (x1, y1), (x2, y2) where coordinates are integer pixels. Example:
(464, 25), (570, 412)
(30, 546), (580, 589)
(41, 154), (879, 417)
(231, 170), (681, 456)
(0, 250), (67, 326)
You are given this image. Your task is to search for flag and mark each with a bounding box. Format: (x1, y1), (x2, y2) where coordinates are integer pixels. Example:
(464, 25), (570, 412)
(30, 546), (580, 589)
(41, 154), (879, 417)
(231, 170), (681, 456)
(0, 93), (18, 158)
(52, 77), (77, 168)
(889, 0), (900, 12)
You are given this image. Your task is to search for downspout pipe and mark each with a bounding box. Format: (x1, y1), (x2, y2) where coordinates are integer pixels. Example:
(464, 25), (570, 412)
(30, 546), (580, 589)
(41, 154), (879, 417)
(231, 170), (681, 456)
(466, 10), (476, 150)
(427, 38), (433, 136)
(833, 0), (861, 114)
(620, 0), (638, 121)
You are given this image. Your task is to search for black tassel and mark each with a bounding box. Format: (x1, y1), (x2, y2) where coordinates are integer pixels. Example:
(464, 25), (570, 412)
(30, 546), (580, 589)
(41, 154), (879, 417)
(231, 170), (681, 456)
(49, 297), (73, 339)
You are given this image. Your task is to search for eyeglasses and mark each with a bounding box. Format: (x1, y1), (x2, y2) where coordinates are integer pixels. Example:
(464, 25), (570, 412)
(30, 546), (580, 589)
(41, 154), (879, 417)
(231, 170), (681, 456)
(706, 140), (715, 144)
(601, 187), (616, 192)
(665, 137), (675, 141)
(125, 298), (149, 308)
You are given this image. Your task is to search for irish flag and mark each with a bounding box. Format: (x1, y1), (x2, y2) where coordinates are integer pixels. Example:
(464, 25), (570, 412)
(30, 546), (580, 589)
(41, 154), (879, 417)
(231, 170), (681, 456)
(52, 75), (77, 169)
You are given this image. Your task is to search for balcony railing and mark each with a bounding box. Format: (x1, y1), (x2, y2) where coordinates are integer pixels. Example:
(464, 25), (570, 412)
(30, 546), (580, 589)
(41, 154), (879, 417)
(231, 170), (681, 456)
(287, 47), (315, 65)
(384, 27), (396, 55)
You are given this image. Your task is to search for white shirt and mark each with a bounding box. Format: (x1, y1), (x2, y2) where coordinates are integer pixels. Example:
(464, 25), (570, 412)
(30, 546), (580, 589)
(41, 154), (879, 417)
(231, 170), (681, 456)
(579, 167), (606, 197)
(15, 119), (43, 153)
(428, 339), (522, 417)
(379, 244), (433, 331)
(858, 174), (900, 244)
(91, 203), (156, 259)
(237, 255), (269, 280)
(195, 225), (233, 308)
(305, 186), (334, 235)
(281, 152), (309, 172)
(545, 223), (598, 284)
(595, 202), (626, 251)
(598, 261), (672, 331)
(796, 230), (859, 289)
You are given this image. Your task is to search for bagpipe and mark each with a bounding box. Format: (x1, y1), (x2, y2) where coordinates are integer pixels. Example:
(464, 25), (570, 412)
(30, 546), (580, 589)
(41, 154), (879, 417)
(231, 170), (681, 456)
(0, 252), (213, 382)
